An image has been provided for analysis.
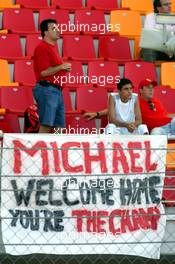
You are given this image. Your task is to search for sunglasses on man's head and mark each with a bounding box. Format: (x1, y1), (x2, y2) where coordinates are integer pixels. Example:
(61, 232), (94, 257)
(148, 100), (155, 110)
(162, 2), (172, 6)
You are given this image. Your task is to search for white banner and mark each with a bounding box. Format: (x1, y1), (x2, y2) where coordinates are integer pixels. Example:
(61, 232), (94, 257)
(1, 134), (167, 259)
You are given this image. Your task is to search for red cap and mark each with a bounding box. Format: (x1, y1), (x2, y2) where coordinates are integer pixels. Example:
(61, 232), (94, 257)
(138, 78), (157, 90)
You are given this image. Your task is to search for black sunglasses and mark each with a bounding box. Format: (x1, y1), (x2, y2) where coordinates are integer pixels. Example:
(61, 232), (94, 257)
(148, 100), (155, 110)
(162, 2), (172, 6)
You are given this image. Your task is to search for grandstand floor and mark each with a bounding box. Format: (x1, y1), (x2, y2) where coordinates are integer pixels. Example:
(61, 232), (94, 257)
(0, 253), (175, 264)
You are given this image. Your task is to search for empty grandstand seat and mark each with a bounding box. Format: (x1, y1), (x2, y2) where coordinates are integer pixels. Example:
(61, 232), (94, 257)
(163, 172), (175, 207)
(76, 87), (108, 112)
(26, 34), (43, 57)
(0, 113), (20, 133)
(39, 10), (71, 35)
(172, 1), (175, 12)
(16, 0), (49, 9)
(62, 35), (96, 62)
(14, 60), (36, 86)
(0, 34), (23, 61)
(65, 114), (96, 134)
(87, 0), (118, 12)
(124, 62), (157, 91)
(99, 35), (132, 62)
(121, 0), (153, 13)
(62, 87), (73, 112)
(110, 10), (142, 38)
(100, 116), (108, 130)
(166, 143), (175, 170)
(0, 30), (8, 34)
(3, 8), (36, 34)
(62, 61), (85, 88)
(0, 0), (20, 10)
(161, 62), (175, 88)
(88, 61), (120, 89)
(51, 0), (83, 10)
(0, 86), (34, 116)
(153, 86), (175, 114)
(0, 60), (18, 86)
(74, 10), (107, 35)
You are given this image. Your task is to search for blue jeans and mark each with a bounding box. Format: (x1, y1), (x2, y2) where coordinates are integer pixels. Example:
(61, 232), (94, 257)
(33, 83), (65, 127)
(151, 117), (175, 135)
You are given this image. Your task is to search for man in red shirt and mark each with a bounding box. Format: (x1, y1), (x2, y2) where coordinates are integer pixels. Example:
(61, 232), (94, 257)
(33, 19), (71, 133)
(139, 78), (175, 135)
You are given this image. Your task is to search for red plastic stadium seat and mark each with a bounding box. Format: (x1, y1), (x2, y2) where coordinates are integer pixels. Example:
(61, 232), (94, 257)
(0, 86), (34, 116)
(0, 34), (23, 61)
(61, 61), (85, 88)
(39, 10), (71, 35)
(3, 8), (36, 34)
(88, 61), (120, 89)
(0, 113), (20, 133)
(76, 87), (108, 112)
(14, 60), (36, 86)
(62, 87), (73, 113)
(100, 116), (108, 129)
(87, 0), (118, 12)
(51, 0), (83, 10)
(16, 0), (49, 9)
(26, 34), (43, 57)
(99, 36), (132, 63)
(154, 86), (175, 114)
(74, 10), (107, 35)
(163, 173), (175, 207)
(124, 62), (157, 92)
(62, 35), (96, 62)
(65, 114), (96, 134)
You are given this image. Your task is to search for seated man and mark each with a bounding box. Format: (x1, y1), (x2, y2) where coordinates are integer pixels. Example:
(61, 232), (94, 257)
(105, 78), (148, 135)
(140, 0), (175, 62)
(139, 78), (175, 135)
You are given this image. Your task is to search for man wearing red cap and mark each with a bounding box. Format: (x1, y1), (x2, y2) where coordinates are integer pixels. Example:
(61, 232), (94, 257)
(139, 78), (175, 135)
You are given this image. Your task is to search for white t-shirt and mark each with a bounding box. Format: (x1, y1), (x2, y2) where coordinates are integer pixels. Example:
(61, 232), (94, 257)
(144, 13), (175, 33)
(111, 93), (137, 123)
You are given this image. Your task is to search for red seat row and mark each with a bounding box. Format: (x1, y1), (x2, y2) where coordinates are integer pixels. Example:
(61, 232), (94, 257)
(1, 84), (175, 119)
(2, 8), (118, 35)
(0, 34), (132, 63)
(6, 0), (118, 11)
(13, 60), (157, 92)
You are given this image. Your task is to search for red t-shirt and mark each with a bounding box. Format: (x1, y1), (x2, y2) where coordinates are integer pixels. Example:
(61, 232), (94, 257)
(139, 96), (171, 131)
(33, 41), (65, 86)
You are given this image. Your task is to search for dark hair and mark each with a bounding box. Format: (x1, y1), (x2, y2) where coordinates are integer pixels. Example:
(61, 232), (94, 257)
(117, 78), (133, 91)
(154, 0), (162, 13)
(40, 19), (57, 38)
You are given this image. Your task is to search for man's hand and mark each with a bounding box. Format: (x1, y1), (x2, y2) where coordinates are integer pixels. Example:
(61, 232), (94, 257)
(165, 36), (175, 57)
(83, 112), (97, 120)
(60, 63), (72, 71)
(126, 122), (137, 133)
